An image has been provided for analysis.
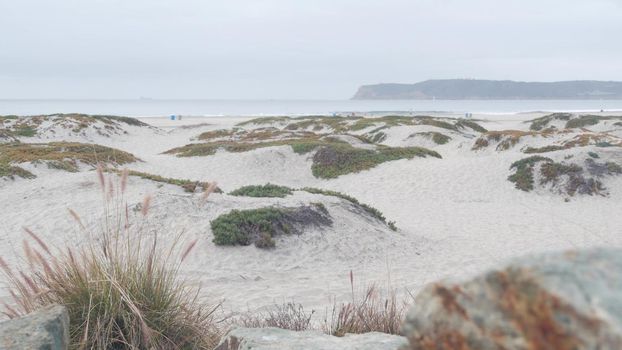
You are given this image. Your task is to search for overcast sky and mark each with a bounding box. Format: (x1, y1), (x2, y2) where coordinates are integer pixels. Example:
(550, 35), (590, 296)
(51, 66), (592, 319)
(1, 0), (621, 99)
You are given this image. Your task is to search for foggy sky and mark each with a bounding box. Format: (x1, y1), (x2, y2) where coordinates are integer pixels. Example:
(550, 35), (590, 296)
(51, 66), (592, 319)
(1, 0), (621, 99)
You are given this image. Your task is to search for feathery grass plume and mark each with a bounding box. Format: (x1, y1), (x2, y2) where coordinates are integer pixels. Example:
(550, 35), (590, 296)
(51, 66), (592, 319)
(181, 239), (198, 262)
(120, 168), (129, 194)
(96, 163), (105, 191)
(141, 194), (152, 217)
(67, 208), (86, 231)
(1, 172), (222, 349)
(23, 228), (50, 256)
(201, 181), (218, 204)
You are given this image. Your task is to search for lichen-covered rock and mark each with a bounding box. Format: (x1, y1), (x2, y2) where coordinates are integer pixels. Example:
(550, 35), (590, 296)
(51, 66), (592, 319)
(402, 248), (622, 350)
(216, 327), (407, 350)
(0, 305), (69, 350)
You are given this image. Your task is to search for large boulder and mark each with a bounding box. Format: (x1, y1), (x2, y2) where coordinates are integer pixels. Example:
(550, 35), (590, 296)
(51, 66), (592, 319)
(402, 248), (622, 350)
(0, 305), (69, 350)
(216, 327), (407, 350)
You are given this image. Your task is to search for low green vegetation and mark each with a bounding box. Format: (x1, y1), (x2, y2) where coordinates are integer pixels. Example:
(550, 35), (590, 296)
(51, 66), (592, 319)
(14, 126), (37, 137)
(369, 131), (387, 143)
(473, 130), (538, 151)
(284, 116), (354, 132)
(607, 162), (622, 174)
(528, 113), (572, 131)
(47, 160), (80, 172)
(0, 142), (138, 179)
(565, 115), (602, 129)
(301, 187), (397, 230)
(410, 132), (451, 145)
(229, 184), (293, 198)
(419, 119), (457, 131)
(588, 151), (600, 158)
(211, 205), (332, 248)
(197, 129), (237, 140)
(0, 163), (35, 179)
(508, 156), (552, 191)
(164, 137), (334, 157)
(0, 114), (149, 140)
(311, 143), (441, 179)
(456, 119), (487, 133)
(165, 138), (440, 179)
(523, 145), (566, 154)
(508, 155), (622, 196)
(107, 169), (220, 193)
(236, 116), (293, 126)
(350, 116), (414, 131)
(540, 162), (582, 184)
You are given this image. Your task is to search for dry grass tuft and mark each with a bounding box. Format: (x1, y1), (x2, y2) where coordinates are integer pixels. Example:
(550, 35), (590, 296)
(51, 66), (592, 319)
(323, 273), (407, 337)
(1, 170), (222, 349)
(237, 303), (314, 331)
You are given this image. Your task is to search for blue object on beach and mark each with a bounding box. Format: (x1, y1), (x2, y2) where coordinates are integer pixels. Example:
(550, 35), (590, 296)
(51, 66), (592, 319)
(170, 115), (176, 120)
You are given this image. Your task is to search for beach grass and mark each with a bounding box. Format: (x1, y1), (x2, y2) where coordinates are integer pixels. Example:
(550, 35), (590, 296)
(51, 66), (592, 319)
(0, 169), (221, 349)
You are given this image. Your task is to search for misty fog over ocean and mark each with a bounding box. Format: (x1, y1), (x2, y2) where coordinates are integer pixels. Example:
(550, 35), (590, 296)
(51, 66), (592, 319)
(2, 99), (622, 117)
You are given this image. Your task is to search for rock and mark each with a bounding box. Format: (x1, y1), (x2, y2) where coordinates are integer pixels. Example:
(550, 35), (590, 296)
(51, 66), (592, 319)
(402, 248), (622, 350)
(0, 305), (69, 350)
(216, 327), (407, 350)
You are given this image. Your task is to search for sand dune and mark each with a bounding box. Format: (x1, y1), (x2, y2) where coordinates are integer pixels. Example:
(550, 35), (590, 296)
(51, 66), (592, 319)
(1, 112), (621, 315)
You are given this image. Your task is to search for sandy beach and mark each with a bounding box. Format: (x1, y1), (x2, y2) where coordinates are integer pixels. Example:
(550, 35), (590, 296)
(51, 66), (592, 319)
(1, 112), (621, 317)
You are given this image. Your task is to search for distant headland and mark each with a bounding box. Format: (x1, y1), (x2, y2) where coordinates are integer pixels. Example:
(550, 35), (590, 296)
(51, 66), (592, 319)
(352, 79), (622, 100)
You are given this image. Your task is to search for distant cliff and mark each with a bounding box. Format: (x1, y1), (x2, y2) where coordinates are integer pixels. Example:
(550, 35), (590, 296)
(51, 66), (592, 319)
(352, 79), (622, 100)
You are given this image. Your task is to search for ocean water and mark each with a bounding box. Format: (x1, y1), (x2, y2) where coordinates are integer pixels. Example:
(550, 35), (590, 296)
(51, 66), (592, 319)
(1, 99), (621, 117)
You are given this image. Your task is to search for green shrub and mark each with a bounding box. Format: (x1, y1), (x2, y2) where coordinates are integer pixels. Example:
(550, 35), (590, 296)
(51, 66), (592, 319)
(211, 206), (332, 248)
(236, 116), (292, 126)
(508, 156), (552, 191)
(46, 160), (79, 172)
(370, 131), (387, 143)
(229, 184), (293, 198)
(163, 137), (340, 157)
(596, 142), (614, 148)
(197, 129), (236, 140)
(106, 169), (220, 193)
(523, 145), (566, 154)
(410, 132), (451, 145)
(565, 115), (601, 129)
(540, 162), (582, 184)
(14, 126), (36, 137)
(528, 113), (572, 131)
(300, 187), (396, 230)
(419, 119), (457, 131)
(588, 151), (600, 159)
(311, 144), (440, 179)
(456, 119), (487, 133)
(0, 163), (35, 179)
(607, 162), (622, 174)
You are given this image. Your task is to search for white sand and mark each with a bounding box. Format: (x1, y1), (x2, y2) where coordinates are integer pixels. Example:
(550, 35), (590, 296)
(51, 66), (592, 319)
(1, 112), (621, 316)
